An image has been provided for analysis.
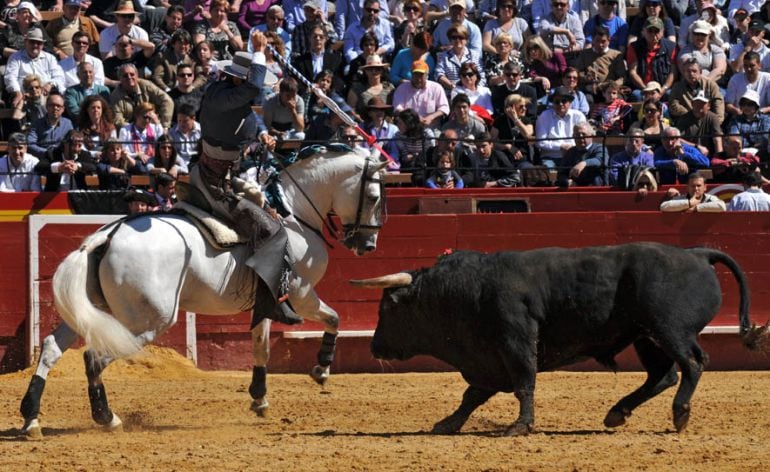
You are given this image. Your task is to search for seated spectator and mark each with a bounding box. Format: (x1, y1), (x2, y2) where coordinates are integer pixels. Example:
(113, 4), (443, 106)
(629, 99), (667, 150)
(678, 20), (727, 85)
(304, 69), (352, 124)
(451, 61), (492, 114)
(168, 63), (205, 118)
(149, 5), (186, 56)
(250, 5), (292, 58)
(151, 29), (195, 92)
(413, 128), (469, 186)
(627, 17), (677, 102)
(559, 122), (610, 187)
(118, 102), (164, 168)
(633, 81), (670, 123)
(0, 132), (41, 192)
(654, 127), (711, 184)
(675, 91), (723, 157)
(711, 136), (761, 183)
(303, 111), (346, 147)
(484, 32), (523, 88)
(342, 0), (394, 64)
(153, 172), (177, 211)
(523, 35), (566, 98)
(562, 67), (590, 117)
(459, 131), (519, 188)
(291, 0), (338, 59)
(660, 173), (726, 212)
(261, 32), (286, 102)
(392, 59), (449, 129)
(110, 64), (175, 129)
(668, 57), (725, 126)
(535, 86), (587, 168)
(436, 24), (484, 93)
(192, 0), (243, 61)
(727, 172), (770, 211)
(393, 0), (425, 52)
(291, 24), (344, 96)
(391, 108), (435, 172)
(345, 32), (382, 89)
(539, 0), (584, 54)
(726, 52), (770, 117)
(193, 40), (219, 83)
(583, 0), (628, 52)
(362, 96), (398, 157)
(64, 62), (111, 121)
(169, 103), (201, 167)
(35, 129), (96, 191)
(1, 2), (53, 57)
(490, 62), (537, 118)
(148, 134), (188, 179)
(679, 2), (729, 52)
(263, 77), (305, 140)
(727, 18), (770, 73)
(390, 31), (434, 87)
(46, 0), (100, 61)
(21, 74), (46, 125)
(284, 0), (328, 33)
(59, 31), (107, 90)
(491, 94), (534, 162)
(103, 34), (155, 82)
(570, 26), (626, 102)
(78, 95), (117, 159)
(123, 186), (158, 214)
(441, 93), (487, 143)
(609, 129), (656, 188)
(726, 89), (770, 156)
(337, 125), (368, 151)
(348, 54), (393, 119)
(481, 1), (528, 58)
(28, 93), (73, 158)
(96, 138), (143, 190)
(5, 28), (66, 111)
(98, 1), (149, 60)
(426, 149), (464, 189)
(432, 0), (482, 56)
(589, 81), (633, 135)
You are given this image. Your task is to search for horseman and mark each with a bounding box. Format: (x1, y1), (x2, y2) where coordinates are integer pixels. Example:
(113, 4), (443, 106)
(191, 30), (302, 326)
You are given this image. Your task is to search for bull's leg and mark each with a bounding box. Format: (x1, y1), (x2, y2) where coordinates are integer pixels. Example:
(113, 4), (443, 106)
(83, 349), (122, 432)
(249, 319), (271, 417)
(432, 385), (496, 434)
(670, 341), (707, 433)
(20, 323), (79, 439)
(604, 337), (678, 428)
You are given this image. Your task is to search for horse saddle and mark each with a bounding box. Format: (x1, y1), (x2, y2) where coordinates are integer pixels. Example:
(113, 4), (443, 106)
(173, 200), (248, 249)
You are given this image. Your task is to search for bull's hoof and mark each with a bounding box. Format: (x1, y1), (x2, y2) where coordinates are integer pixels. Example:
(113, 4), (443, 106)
(103, 413), (123, 433)
(250, 398), (269, 418)
(504, 422), (534, 437)
(603, 409), (630, 428)
(673, 404), (691, 433)
(431, 415), (464, 435)
(310, 365), (329, 386)
(22, 418), (43, 440)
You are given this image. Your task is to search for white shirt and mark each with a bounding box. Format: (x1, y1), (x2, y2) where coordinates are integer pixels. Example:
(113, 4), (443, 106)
(59, 54), (106, 88)
(725, 71), (770, 108)
(118, 122), (164, 158)
(535, 108), (587, 160)
(169, 121), (201, 166)
(98, 24), (149, 57)
(4, 49), (66, 94)
(0, 154), (41, 192)
(727, 188), (770, 211)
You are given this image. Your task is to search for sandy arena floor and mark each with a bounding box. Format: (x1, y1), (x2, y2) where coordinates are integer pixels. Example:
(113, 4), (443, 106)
(1, 347), (768, 471)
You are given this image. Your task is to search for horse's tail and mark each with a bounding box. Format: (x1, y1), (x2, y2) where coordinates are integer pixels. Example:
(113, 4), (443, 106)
(53, 228), (143, 359)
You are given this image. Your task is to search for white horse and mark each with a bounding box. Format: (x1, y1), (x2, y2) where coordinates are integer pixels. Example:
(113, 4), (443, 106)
(19, 149), (388, 439)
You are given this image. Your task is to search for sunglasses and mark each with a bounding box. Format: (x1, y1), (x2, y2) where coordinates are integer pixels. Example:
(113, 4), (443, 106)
(552, 98), (571, 105)
(552, 2), (568, 6)
(74, 40), (90, 46)
(178, 72), (193, 77)
(366, 8), (380, 13)
(461, 72), (475, 78)
(504, 72), (520, 77)
(404, 6), (420, 12)
(117, 14), (134, 19)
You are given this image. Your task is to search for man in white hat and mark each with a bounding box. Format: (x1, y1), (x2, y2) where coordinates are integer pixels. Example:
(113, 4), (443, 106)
(726, 89), (770, 154)
(669, 57), (725, 125)
(725, 51), (770, 117)
(675, 90), (724, 156)
(98, 0), (149, 59)
(4, 28), (66, 109)
(191, 31), (300, 326)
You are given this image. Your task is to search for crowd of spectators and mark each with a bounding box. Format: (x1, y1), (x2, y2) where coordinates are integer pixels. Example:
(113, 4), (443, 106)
(1, 0), (770, 199)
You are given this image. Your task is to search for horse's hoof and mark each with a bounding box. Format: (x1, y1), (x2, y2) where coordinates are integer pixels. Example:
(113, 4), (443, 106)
(103, 413), (123, 432)
(250, 398), (269, 418)
(603, 409), (629, 428)
(504, 422), (534, 437)
(22, 418), (43, 440)
(674, 404), (690, 433)
(310, 365), (329, 386)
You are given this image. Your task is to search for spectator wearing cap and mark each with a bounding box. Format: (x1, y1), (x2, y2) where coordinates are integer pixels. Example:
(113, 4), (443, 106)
(28, 93), (74, 158)
(675, 90), (724, 156)
(432, 0), (482, 57)
(668, 57), (725, 125)
(291, 0), (338, 58)
(0, 2), (53, 56)
(727, 89), (770, 155)
(46, 0), (100, 60)
(291, 24), (344, 95)
(59, 31), (107, 89)
(627, 0), (676, 46)
(531, 0), (627, 34)
(725, 51), (770, 116)
(98, 0), (150, 60)
(654, 127), (711, 185)
(110, 63), (175, 129)
(679, 2), (729, 51)
(559, 121), (610, 187)
(35, 129), (96, 191)
(0, 132), (41, 192)
(539, 0), (585, 54)
(569, 26), (626, 101)
(435, 24), (484, 92)
(390, 31), (435, 86)
(5, 28), (66, 110)
(583, 0), (628, 53)
(342, 0), (394, 64)
(348, 54), (394, 118)
(728, 17), (770, 72)
(283, 0), (328, 33)
(634, 81), (670, 122)
(124, 187), (158, 214)
(627, 16), (678, 101)
(608, 129), (656, 187)
(335, 0), (390, 40)
(392, 59), (450, 129)
(730, 9), (752, 43)
(535, 86), (588, 166)
(677, 20), (727, 85)
(727, 0), (765, 29)
(362, 96), (398, 155)
(441, 93), (487, 143)
(727, 172), (770, 210)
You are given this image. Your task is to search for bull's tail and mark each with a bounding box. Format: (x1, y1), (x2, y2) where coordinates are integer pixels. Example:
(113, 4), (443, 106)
(53, 228), (143, 360)
(692, 248), (768, 351)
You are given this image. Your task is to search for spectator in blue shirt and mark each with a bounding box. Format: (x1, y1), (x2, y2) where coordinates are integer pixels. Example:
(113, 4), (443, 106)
(584, 0), (629, 53)
(609, 129), (656, 187)
(28, 93), (73, 158)
(654, 127), (710, 184)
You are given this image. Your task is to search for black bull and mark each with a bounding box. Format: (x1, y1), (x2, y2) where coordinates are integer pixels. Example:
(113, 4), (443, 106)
(351, 243), (768, 436)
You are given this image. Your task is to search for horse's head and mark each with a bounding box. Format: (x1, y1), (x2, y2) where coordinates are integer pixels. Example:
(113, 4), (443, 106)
(334, 150), (389, 256)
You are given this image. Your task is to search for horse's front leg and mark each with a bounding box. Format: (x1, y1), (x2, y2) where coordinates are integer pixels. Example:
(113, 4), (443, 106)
(20, 323), (79, 439)
(249, 318), (271, 417)
(291, 290), (339, 386)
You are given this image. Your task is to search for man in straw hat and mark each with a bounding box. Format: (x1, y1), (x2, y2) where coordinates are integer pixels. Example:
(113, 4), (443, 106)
(98, 0), (149, 59)
(191, 30), (301, 326)
(4, 27), (66, 109)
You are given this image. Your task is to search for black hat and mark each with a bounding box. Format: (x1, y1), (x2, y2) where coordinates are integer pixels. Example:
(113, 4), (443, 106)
(551, 86), (575, 101)
(123, 187), (157, 205)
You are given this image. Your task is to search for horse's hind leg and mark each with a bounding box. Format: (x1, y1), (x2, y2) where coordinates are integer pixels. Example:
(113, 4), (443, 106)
(20, 323), (79, 439)
(249, 319), (271, 417)
(83, 349), (122, 432)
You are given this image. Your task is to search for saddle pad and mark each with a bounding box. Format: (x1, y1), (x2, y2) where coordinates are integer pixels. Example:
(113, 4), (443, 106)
(174, 201), (248, 249)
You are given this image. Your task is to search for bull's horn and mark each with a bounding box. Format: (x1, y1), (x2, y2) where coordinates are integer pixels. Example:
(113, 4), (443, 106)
(350, 273), (413, 288)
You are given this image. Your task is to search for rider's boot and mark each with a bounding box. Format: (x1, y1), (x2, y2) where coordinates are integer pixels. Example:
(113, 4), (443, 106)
(251, 282), (303, 327)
